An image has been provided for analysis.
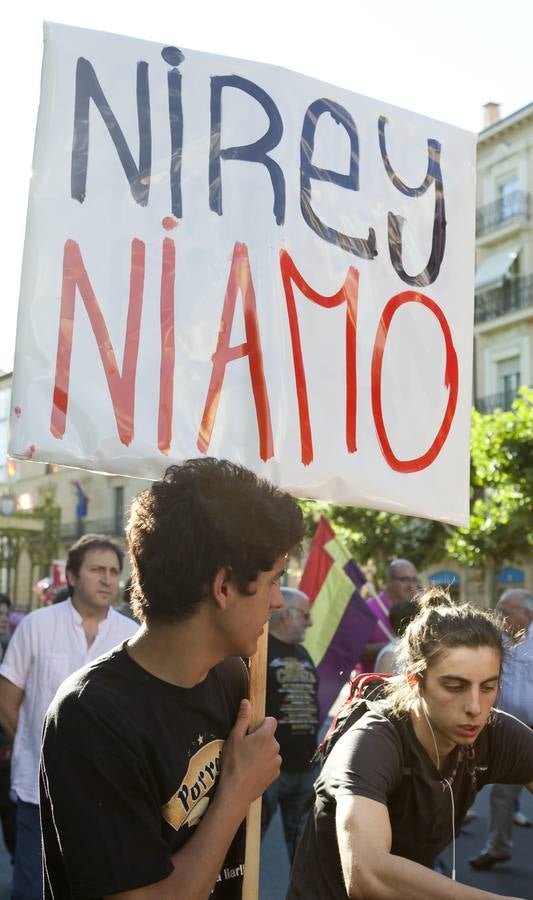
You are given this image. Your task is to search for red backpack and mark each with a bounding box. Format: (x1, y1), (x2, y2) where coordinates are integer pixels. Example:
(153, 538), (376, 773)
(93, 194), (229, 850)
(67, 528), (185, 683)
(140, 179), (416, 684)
(315, 672), (395, 766)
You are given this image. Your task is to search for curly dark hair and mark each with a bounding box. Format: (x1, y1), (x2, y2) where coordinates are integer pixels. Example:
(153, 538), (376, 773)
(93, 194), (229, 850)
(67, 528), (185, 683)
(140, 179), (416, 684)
(127, 458), (304, 622)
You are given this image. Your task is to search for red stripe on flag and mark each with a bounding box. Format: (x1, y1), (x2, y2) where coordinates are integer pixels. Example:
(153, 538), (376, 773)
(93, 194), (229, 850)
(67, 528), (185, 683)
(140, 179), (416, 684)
(299, 516), (336, 605)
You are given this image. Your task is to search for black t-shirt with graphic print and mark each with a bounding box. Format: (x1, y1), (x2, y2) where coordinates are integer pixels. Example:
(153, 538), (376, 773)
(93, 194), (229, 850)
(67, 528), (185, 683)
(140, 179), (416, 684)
(40, 644), (248, 899)
(287, 701), (533, 899)
(266, 634), (319, 772)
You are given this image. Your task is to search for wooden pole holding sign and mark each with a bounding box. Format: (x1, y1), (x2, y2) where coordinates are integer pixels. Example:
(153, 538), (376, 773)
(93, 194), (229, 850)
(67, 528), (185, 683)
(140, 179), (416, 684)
(242, 626), (269, 900)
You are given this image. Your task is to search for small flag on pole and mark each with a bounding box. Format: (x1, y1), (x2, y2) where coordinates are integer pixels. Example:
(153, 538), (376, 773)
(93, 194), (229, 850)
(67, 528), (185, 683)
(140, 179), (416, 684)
(301, 517), (376, 723)
(73, 481), (89, 519)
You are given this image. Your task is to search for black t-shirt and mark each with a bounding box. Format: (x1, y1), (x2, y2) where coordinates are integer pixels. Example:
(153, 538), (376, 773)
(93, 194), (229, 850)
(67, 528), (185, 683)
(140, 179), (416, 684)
(40, 645), (248, 899)
(287, 702), (533, 899)
(265, 634), (319, 772)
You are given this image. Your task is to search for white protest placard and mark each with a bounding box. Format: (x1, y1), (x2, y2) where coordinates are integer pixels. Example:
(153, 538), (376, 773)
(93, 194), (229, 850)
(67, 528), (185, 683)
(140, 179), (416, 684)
(10, 22), (476, 524)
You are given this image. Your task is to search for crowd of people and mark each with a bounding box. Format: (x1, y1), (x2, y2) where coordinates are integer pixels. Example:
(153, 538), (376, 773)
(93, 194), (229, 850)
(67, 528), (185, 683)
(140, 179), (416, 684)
(0, 458), (530, 899)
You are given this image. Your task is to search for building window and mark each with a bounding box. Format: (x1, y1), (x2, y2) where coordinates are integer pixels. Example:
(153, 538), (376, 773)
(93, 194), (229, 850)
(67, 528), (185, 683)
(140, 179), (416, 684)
(428, 570), (460, 602)
(498, 176), (520, 222)
(497, 566), (524, 586)
(496, 356), (521, 409)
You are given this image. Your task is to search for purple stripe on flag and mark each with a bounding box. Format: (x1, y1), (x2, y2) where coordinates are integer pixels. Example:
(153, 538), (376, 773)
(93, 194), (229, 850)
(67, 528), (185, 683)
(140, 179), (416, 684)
(316, 592), (376, 723)
(343, 558), (367, 591)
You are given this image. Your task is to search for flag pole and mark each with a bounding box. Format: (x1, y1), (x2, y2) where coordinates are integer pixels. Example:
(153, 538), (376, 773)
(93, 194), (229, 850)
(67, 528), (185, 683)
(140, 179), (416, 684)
(242, 626), (268, 900)
(362, 580), (395, 639)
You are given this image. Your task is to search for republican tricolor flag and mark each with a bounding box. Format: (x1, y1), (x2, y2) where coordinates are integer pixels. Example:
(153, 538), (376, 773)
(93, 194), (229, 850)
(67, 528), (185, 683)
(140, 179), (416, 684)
(301, 517), (377, 723)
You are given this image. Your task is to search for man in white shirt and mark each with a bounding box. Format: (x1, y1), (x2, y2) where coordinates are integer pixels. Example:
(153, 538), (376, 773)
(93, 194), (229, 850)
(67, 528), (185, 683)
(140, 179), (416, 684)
(0, 533), (138, 900)
(470, 587), (533, 870)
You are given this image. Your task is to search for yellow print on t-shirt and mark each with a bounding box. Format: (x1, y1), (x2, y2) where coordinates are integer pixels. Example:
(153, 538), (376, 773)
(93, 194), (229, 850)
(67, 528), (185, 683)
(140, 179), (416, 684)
(276, 657), (316, 685)
(162, 739), (224, 831)
(274, 658), (318, 732)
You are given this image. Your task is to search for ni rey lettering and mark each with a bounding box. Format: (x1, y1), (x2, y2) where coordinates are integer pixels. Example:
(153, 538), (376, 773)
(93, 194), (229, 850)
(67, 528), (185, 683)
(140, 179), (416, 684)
(50, 45), (456, 475)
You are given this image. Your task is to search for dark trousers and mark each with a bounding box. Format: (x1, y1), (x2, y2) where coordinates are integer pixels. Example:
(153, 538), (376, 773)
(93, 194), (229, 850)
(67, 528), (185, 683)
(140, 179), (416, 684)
(0, 766), (15, 860)
(484, 783), (522, 859)
(261, 768), (317, 861)
(12, 800), (42, 900)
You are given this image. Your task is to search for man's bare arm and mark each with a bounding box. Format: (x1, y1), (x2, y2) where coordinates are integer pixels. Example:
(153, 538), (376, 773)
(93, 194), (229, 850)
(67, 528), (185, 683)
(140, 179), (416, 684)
(104, 699), (280, 900)
(336, 795), (522, 900)
(0, 675), (24, 739)
(525, 780), (533, 794)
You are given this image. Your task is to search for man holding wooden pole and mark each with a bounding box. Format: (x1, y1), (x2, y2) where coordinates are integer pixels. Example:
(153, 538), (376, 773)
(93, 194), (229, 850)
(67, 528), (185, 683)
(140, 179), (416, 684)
(39, 458), (303, 899)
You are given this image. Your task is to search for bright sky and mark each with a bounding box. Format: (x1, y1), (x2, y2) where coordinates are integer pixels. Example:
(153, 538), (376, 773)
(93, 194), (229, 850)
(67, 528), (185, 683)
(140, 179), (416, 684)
(2, 0), (532, 373)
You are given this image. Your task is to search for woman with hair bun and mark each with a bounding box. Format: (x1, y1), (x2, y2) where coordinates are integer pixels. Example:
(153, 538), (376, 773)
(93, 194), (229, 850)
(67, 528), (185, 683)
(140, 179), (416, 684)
(287, 588), (533, 899)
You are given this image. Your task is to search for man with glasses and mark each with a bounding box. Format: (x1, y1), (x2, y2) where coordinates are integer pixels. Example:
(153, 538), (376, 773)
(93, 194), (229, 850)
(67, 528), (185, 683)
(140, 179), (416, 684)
(262, 587), (319, 860)
(361, 559), (419, 671)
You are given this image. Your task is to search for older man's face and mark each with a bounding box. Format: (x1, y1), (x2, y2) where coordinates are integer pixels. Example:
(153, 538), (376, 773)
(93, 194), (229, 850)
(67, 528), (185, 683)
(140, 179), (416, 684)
(285, 597), (312, 643)
(387, 562), (418, 604)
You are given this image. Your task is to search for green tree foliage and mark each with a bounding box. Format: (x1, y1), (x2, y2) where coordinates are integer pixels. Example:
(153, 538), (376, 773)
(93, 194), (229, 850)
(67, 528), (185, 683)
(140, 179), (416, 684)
(299, 388), (533, 587)
(298, 499), (446, 584)
(445, 387), (533, 569)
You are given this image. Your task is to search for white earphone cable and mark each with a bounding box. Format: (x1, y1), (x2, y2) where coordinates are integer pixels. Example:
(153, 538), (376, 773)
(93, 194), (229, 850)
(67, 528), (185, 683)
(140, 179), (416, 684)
(442, 777), (456, 882)
(422, 705), (456, 881)
(423, 704), (440, 770)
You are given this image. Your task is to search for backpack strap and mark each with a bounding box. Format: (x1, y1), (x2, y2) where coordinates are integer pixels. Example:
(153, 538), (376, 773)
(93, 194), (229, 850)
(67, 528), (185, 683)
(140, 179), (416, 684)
(317, 672), (394, 761)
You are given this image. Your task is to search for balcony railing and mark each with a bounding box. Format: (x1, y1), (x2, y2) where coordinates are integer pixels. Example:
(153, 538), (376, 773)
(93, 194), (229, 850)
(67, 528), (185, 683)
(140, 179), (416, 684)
(60, 518), (125, 541)
(475, 274), (533, 324)
(474, 388), (530, 414)
(476, 190), (530, 237)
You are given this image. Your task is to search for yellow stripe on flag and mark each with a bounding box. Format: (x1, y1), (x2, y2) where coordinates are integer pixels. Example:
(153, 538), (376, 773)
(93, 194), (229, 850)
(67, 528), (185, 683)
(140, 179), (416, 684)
(303, 537), (357, 666)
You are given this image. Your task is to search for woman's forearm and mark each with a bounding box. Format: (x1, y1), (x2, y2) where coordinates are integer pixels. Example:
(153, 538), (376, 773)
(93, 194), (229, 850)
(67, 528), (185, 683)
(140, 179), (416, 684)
(348, 851), (518, 900)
